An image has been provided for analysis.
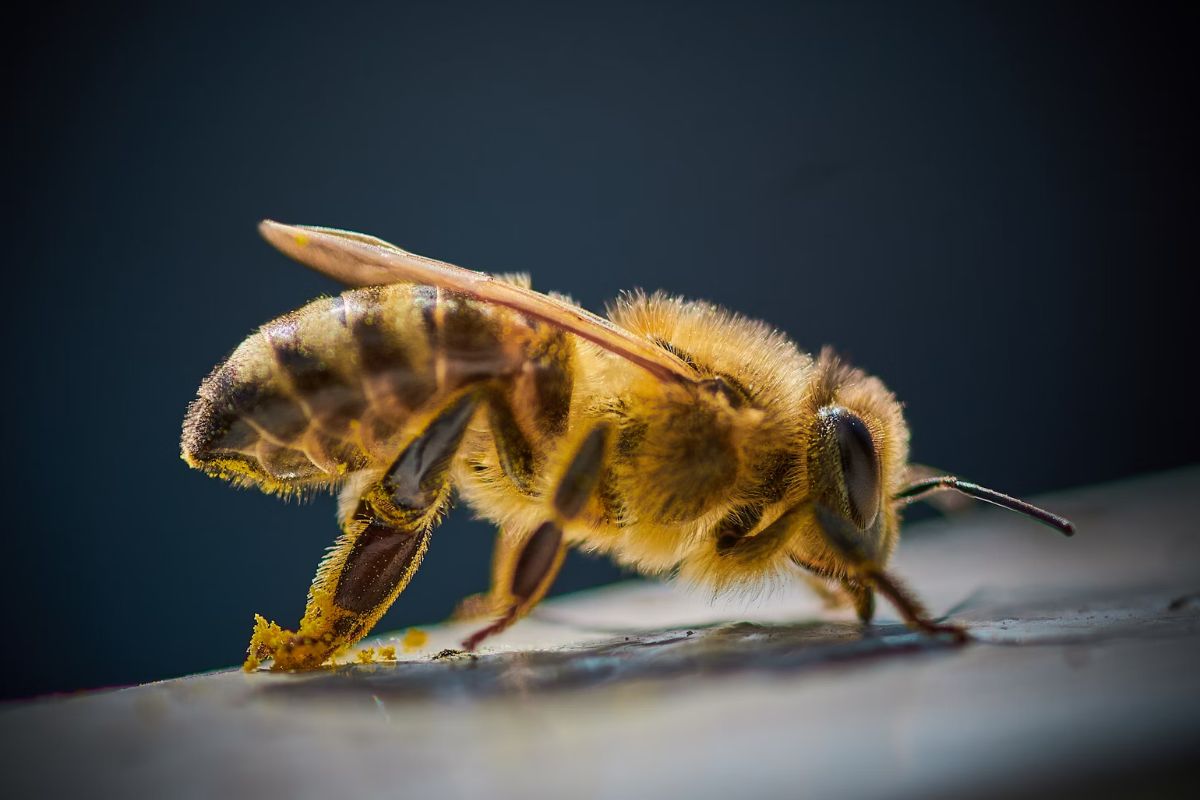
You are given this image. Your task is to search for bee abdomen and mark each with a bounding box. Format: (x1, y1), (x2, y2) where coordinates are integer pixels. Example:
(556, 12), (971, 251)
(182, 293), (361, 489)
(182, 284), (533, 493)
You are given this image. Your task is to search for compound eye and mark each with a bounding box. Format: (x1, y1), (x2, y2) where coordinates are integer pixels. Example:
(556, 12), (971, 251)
(825, 407), (881, 529)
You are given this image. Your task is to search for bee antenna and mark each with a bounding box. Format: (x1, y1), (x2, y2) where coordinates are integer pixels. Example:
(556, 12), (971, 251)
(893, 476), (1075, 537)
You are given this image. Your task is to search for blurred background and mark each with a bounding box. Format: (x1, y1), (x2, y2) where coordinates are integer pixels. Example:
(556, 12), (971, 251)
(4, 1), (1195, 700)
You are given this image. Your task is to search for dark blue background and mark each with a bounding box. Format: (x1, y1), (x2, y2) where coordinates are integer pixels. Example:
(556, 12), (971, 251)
(5, 1), (1195, 699)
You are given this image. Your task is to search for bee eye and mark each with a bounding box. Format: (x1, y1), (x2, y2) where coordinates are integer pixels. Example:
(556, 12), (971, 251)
(824, 407), (880, 529)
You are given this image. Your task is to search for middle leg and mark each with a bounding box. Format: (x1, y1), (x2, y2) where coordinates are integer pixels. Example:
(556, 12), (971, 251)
(461, 422), (612, 650)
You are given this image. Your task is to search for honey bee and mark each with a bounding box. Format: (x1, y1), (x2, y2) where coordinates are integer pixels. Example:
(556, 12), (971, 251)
(181, 221), (1074, 671)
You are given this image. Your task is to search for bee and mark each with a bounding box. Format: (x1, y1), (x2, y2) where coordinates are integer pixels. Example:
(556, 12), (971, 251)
(182, 221), (1074, 671)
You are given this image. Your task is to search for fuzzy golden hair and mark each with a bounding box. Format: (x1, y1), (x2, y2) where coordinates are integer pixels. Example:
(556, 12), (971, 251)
(184, 222), (1070, 670)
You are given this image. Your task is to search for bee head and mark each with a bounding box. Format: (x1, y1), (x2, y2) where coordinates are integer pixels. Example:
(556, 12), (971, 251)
(807, 404), (894, 566)
(798, 349), (910, 567)
(801, 350), (1073, 577)
(772, 350), (1071, 624)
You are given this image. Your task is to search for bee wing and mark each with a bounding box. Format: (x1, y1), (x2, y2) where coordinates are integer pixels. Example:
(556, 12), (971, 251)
(258, 220), (698, 384)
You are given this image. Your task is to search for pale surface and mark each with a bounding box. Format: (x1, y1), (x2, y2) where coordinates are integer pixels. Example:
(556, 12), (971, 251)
(3, 469), (1199, 799)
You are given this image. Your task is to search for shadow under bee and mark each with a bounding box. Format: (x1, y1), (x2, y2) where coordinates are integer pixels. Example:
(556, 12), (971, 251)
(251, 620), (963, 702)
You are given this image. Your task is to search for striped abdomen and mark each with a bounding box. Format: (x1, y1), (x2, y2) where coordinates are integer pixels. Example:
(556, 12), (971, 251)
(182, 283), (566, 494)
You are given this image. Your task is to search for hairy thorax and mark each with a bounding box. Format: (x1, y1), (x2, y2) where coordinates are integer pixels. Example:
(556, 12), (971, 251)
(457, 292), (822, 578)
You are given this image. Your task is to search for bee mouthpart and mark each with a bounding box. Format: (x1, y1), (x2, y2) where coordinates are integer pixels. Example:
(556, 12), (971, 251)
(813, 503), (876, 563)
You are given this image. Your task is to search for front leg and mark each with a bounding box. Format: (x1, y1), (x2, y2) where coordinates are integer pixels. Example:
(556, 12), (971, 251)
(812, 505), (968, 642)
(839, 578), (874, 622)
(847, 566), (967, 641)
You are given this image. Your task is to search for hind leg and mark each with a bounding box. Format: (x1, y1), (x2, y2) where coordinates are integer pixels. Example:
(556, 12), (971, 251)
(246, 391), (480, 671)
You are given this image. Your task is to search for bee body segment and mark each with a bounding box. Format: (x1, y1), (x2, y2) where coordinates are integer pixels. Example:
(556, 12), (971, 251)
(182, 283), (560, 497)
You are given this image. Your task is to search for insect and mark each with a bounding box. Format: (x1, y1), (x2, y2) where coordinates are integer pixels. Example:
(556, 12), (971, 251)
(181, 221), (1074, 671)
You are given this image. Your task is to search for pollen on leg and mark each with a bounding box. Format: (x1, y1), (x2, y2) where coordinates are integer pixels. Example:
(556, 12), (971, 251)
(244, 614), (287, 672)
(244, 584), (356, 671)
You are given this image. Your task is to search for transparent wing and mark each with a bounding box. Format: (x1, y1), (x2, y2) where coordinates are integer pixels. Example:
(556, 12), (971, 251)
(259, 220), (697, 384)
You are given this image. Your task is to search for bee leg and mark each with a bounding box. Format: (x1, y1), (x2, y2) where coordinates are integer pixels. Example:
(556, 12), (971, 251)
(450, 529), (520, 621)
(449, 390), (550, 621)
(462, 422), (611, 650)
(813, 504), (968, 642)
(801, 574), (854, 611)
(852, 567), (968, 642)
(460, 522), (568, 650)
(839, 578), (875, 621)
(835, 564), (967, 640)
(246, 391), (480, 671)
(484, 389), (538, 495)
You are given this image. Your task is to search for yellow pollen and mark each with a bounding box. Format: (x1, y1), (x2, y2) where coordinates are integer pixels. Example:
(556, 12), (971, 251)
(402, 628), (429, 652)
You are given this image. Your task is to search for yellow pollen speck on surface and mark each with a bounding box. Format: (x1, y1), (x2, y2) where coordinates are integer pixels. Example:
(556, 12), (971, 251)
(379, 645), (396, 660)
(402, 628), (429, 652)
(294, 233), (309, 247)
(357, 648), (375, 663)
